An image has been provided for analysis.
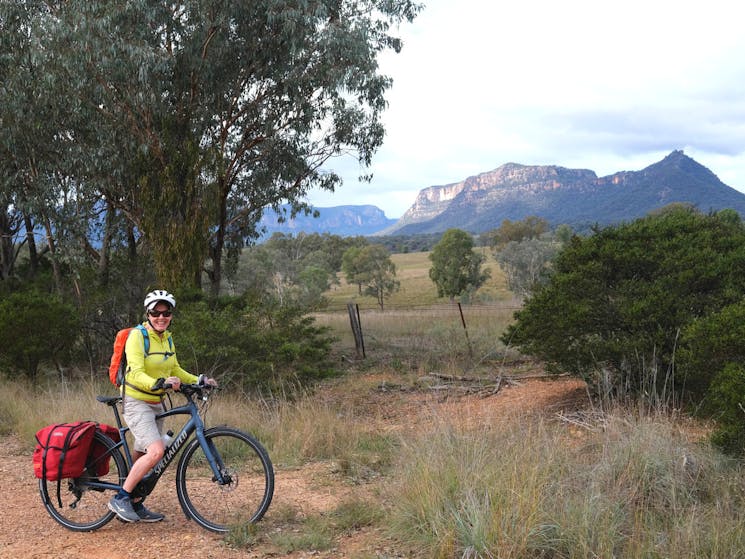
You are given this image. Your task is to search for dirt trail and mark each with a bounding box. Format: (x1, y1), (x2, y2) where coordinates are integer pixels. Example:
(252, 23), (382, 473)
(0, 376), (587, 558)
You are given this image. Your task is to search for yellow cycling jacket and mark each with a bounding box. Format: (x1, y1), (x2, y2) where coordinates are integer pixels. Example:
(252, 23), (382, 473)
(123, 323), (198, 403)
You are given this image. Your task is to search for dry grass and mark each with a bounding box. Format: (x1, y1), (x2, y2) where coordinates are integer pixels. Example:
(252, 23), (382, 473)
(389, 411), (745, 558)
(6, 366), (744, 558)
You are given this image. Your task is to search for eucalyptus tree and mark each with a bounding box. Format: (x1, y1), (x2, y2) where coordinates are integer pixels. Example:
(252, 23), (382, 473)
(429, 228), (490, 301)
(0, 2), (50, 283)
(342, 243), (398, 309)
(1, 1), (110, 291)
(495, 237), (561, 298)
(359, 244), (399, 310)
(39, 0), (420, 293)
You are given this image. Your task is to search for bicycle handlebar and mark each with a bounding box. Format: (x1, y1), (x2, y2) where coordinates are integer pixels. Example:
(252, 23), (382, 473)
(151, 377), (217, 395)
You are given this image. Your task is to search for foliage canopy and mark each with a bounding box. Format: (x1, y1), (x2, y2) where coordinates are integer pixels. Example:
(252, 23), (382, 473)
(502, 207), (745, 409)
(1, 0), (421, 294)
(342, 244), (399, 309)
(428, 229), (490, 301)
(0, 1), (421, 386)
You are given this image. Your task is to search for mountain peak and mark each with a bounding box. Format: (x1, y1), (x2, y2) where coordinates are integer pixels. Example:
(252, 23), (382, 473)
(386, 152), (745, 235)
(664, 149), (687, 161)
(640, 150), (722, 185)
(649, 149), (694, 169)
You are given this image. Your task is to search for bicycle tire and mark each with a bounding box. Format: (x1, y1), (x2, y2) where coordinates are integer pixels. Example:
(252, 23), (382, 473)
(175, 426), (274, 533)
(39, 430), (126, 532)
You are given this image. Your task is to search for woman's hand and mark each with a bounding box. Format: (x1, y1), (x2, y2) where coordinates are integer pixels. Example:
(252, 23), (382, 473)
(166, 376), (182, 391)
(198, 374), (218, 388)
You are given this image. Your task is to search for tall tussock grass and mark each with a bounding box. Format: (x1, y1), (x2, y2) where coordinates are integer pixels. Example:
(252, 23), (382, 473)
(389, 411), (745, 558)
(256, 394), (396, 472)
(6, 375), (395, 480)
(1, 377), (117, 443)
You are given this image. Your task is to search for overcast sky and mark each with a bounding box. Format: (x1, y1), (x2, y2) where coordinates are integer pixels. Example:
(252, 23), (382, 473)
(307, 0), (745, 218)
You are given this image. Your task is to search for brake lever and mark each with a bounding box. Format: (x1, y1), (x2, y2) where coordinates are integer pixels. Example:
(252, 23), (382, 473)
(151, 378), (172, 391)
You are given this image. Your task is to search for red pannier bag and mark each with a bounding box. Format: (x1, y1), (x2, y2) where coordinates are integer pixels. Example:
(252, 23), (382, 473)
(89, 423), (121, 476)
(33, 421), (97, 481)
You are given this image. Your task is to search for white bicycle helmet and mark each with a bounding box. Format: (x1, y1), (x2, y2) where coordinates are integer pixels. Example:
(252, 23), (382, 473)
(143, 289), (176, 311)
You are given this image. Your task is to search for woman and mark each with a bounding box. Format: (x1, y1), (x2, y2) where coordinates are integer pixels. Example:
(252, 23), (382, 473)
(108, 289), (217, 523)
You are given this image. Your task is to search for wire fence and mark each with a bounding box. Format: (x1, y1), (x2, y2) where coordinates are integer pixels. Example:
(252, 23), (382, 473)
(313, 301), (523, 366)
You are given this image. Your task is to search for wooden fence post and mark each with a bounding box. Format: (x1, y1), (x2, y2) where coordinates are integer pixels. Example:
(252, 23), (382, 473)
(347, 303), (366, 358)
(457, 302), (473, 358)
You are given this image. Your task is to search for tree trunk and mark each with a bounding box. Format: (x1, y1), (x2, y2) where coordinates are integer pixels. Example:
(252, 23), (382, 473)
(98, 199), (115, 287)
(0, 209), (16, 280)
(24, 213), (39, 276)
(208, 176), (230, 299)
(41, 213), (63, 293)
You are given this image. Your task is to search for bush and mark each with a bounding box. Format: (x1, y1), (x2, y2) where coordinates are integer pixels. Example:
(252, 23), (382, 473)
(705, 363), (745, 454)
(170, 292), (336, 392)
(679, 300), (745, 397)
(502, 207), (745, 404)
(0, 290), (81, 379)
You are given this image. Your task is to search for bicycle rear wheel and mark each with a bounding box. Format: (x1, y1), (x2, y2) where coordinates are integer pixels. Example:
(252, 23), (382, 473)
(176, 426), (274, 533)
(39, 430), (126, 531)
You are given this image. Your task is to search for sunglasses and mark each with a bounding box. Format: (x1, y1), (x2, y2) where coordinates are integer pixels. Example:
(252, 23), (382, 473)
(148, 310), (173, 318)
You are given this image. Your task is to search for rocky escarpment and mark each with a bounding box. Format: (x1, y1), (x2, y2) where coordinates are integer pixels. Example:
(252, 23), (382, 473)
(384, 163), (597, 233)
(384, 151), (745, 235)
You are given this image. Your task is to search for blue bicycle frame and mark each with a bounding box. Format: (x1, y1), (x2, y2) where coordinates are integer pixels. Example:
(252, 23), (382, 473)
(94, 386), (228, 500)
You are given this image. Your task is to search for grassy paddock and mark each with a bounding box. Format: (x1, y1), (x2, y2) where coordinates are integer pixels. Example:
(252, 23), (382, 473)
(324, 250), (513, 309)
(315, 250), (521, 374)
(313, 302), (521, 373)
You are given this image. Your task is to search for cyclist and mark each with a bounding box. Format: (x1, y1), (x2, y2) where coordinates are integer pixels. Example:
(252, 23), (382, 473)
(108, 289), (217, 523)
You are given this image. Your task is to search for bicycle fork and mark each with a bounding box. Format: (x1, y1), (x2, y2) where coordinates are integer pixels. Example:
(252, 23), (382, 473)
(194, 429), (232, 486)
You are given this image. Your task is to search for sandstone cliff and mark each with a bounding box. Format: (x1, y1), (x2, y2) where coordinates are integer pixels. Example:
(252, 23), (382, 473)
(384, 151), (745, 235)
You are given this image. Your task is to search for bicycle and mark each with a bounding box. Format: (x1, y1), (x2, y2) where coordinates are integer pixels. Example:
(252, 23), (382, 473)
(38, 380), (274, 533)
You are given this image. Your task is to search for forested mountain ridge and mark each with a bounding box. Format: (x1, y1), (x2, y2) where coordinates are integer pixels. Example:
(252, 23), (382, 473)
(383, 150), (745, 235)
(261, 151), (745, 238)
(259, 204), (397, 237)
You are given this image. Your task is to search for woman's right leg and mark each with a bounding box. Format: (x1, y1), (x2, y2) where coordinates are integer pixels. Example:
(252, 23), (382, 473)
(109, 397), (165, 522)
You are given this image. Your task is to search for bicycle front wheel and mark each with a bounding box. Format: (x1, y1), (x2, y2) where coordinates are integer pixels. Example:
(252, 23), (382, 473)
(39, 430), (126, 532)
(176, 426), (274, 533)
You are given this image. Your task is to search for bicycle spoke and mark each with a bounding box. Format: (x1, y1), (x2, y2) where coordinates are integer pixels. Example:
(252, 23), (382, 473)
(39, 431), (124, 532)
(176, 428), (273, 532)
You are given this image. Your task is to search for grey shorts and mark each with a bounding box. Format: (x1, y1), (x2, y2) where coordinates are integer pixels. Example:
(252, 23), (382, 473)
(123, 396), (165, 453)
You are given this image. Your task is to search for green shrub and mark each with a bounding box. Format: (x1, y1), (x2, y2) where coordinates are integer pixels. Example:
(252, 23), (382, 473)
(679, 300), (745, 398)
(502, 207), (745, 404)
(171, 292), (336, 392)
(0, 290), (81, 379)
(706, 363), (745, 454)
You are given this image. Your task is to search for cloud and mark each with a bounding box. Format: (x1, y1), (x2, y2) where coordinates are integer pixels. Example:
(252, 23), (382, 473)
(310, 0), (745, 218)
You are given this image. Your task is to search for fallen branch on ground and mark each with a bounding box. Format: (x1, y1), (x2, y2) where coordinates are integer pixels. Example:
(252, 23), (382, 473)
(555, 410), (608, 431)
(425, 372), (521, 399)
